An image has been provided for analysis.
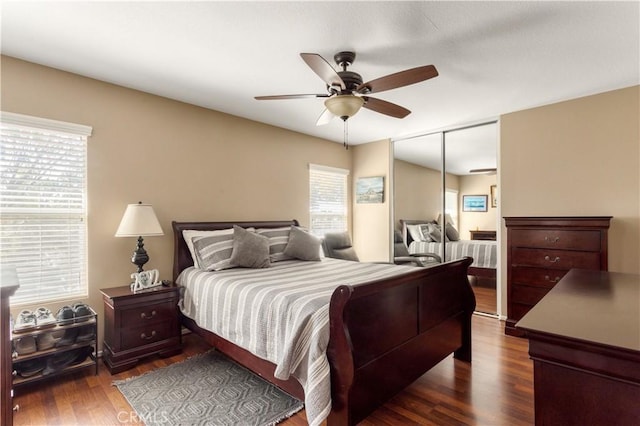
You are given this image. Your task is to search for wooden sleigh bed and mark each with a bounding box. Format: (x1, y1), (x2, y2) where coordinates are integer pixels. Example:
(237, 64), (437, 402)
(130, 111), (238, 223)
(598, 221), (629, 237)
(172, 220), (475, 425)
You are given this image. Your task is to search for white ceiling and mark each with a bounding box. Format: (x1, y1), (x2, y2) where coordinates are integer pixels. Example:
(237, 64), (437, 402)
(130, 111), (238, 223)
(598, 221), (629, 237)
(1, 1), (639, 162)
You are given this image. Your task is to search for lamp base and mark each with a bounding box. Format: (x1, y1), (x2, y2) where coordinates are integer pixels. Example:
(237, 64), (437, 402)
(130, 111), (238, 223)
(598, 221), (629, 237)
(131, 236), (149, 273)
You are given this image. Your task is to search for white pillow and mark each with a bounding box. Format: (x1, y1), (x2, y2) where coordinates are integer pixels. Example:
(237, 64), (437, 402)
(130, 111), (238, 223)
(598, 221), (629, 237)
(183, 229), (232, 269)
(406, 224), (428, 242)
(183, 228), (254, 268)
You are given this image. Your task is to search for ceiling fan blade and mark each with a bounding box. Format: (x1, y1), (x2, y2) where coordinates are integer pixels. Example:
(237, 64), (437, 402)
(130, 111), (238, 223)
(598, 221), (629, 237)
(255, 94), (329, 100)
(362, 97), (411, 118)
(357, 65), (438, 94)
(300, 53), (346, 90)
(316, 108), (335, 126)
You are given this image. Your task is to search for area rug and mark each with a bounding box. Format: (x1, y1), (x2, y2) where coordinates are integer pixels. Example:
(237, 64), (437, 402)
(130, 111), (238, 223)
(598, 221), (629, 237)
(114, 350), (303, 426)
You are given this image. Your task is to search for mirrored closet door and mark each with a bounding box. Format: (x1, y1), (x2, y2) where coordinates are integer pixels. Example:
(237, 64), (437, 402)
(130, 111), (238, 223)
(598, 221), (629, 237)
(393, 122), (498, 315)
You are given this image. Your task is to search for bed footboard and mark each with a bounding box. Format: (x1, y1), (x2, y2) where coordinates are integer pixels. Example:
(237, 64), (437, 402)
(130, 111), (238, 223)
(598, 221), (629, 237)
(327, 257), (475, 425)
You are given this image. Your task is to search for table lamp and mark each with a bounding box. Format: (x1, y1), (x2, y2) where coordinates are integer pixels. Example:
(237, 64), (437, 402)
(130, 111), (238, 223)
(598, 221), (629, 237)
(115, 202), (164, 273)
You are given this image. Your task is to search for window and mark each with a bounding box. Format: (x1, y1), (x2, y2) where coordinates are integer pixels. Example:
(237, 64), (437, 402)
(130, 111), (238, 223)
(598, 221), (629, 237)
(309, 163), (349, 237)
(1, 112), (92, 306)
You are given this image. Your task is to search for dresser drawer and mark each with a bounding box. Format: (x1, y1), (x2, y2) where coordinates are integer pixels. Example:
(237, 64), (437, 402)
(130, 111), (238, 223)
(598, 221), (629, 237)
(512, 267), (569, 288)
(121, 301), (175, 325)
(512, 248), (600, 269)
(121, 321), (175, 349)
(510, 229), (601, 251)
(511, 285), (551, 306)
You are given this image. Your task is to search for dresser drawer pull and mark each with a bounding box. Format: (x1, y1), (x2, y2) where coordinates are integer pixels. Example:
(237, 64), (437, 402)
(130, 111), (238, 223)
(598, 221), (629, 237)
(12, 370), (17, 377)
(140, 310), (157, 320)
(544, 236), (560, 243)
(13, 404), (20, 412)
(544, 255), (561, 263)
(141, 330), (157, 340)
(544, 275), (561, 283)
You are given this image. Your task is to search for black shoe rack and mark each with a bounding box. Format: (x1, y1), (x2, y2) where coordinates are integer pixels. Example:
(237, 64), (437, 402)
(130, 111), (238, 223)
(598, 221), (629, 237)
(11, 306), (98, 388)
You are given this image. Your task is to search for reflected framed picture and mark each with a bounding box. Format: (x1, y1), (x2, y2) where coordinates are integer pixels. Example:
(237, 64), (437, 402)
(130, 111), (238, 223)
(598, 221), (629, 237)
(490, 185), (497, 208)
(462, 195), (488, 212)
(356, 176), (384, 203)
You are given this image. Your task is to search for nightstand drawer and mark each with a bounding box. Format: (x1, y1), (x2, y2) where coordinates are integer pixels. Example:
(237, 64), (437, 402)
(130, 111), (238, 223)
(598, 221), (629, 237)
(121, 301), (175, 325)
(121, 321), (175, 349)
(510, 229), (601, 251)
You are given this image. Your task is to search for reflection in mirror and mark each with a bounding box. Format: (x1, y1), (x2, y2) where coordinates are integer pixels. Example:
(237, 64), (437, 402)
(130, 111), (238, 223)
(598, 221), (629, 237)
(393, 122), (498, 315)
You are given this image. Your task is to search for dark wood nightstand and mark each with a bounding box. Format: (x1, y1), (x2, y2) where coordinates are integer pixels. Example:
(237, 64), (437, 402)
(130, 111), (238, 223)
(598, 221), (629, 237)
(101, 284), (182, 374)
(469, 230), (497, 241)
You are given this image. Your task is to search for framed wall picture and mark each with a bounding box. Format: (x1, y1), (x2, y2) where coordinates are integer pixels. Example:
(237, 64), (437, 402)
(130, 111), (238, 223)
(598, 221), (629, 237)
(490, 185), (497, 208)
(462, 195), (488, 212)
(356, 176), (384, 203)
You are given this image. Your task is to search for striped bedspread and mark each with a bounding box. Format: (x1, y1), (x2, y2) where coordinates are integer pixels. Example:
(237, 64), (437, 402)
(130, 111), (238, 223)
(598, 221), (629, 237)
(177, 258), (415, 426)
(409, 240), (497, 269)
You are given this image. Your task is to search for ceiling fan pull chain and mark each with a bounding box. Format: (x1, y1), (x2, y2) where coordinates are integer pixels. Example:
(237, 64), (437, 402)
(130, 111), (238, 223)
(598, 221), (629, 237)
(343, 120), (349, 150)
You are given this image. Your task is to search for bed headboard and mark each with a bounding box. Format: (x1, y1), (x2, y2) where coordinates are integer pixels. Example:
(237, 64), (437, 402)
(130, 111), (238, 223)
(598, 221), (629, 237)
(172, 219), (299, 281)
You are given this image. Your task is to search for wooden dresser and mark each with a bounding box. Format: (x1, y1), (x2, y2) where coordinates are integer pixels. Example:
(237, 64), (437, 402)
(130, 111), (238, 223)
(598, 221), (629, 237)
(504, 216), (611, 336)
(516, 269), (640, 425)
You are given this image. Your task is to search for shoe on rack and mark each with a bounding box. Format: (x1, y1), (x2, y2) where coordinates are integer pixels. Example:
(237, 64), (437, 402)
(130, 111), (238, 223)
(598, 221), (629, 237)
(35, 307), (57, 328)
(70, 346), (93, 366)
(75, 324), (95, 342)
(72, 303), (92, 323)
(55, 327), (79, 347)
(55, 306), (75, 325)
(37, 329), (64, 351)
(15, 358), (46, 378)
(13, 310), (37, 332)
(13, 335), (37, 355)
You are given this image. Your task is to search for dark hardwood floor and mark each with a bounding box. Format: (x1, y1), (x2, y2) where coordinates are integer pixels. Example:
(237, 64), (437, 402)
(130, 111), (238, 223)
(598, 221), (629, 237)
(472, 280), (497, 315)
(12, 315), (533, 425)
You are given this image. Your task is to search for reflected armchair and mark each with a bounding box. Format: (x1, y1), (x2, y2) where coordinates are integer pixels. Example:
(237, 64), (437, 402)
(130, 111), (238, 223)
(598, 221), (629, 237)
(393, 230), (441, 267)
(321, 231), (360, 262)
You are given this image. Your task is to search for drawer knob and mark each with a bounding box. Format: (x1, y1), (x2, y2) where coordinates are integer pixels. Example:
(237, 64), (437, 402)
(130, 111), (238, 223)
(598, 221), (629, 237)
(140, 310), (157, 320)
(544, 236), (560, 243)
(544, 275), (561, 283)
(141, 330), (157, 340)
(544, 255), (561, 263)
(13, 404), (20, 412)
(12, 370), (17, 377)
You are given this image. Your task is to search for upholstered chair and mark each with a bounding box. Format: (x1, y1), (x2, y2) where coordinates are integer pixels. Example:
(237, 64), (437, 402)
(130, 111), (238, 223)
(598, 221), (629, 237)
(393, 230), (441, 266)
(321, 232), (360, 262)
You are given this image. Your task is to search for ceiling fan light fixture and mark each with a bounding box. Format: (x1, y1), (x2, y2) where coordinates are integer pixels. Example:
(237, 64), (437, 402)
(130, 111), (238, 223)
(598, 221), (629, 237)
(324, 95), (364, 121)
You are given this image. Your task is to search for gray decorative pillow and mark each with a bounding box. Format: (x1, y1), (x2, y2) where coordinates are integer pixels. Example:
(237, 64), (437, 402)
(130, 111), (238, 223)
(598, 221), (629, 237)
(256, 227), (293, 262)
(445, 223), (460, 241)
(192, 232), (236, 271)
(427, 223), (443, 242)
(283, 226), (321, 261)
(230, 225), (271, 269)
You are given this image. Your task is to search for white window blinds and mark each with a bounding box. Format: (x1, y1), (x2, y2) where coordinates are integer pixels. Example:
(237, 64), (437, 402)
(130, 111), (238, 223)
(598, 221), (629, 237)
(1, 112), (92, 306)
(309, 163), (349, 237)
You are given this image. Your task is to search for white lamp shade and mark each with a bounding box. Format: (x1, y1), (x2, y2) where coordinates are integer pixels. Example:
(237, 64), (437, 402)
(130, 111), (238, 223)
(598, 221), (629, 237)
(324, 95), (365, 119)
(115, 203), (164, 237)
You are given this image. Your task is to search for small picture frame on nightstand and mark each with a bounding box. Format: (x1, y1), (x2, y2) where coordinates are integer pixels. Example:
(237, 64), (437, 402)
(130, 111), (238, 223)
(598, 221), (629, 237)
(130, 269), (161, 292)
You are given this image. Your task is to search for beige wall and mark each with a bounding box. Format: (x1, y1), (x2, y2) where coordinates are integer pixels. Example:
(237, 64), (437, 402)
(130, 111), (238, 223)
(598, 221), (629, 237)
(352, 139), (391, 262)
(393, 159), (461, 229)
(500, 85), (640, 311)
(1, 56), (351, 343)
(458, 174), (498, 240)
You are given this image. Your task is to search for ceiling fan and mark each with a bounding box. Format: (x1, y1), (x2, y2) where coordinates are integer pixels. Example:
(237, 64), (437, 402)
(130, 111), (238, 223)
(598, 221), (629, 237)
(255, 51), (438, 126)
